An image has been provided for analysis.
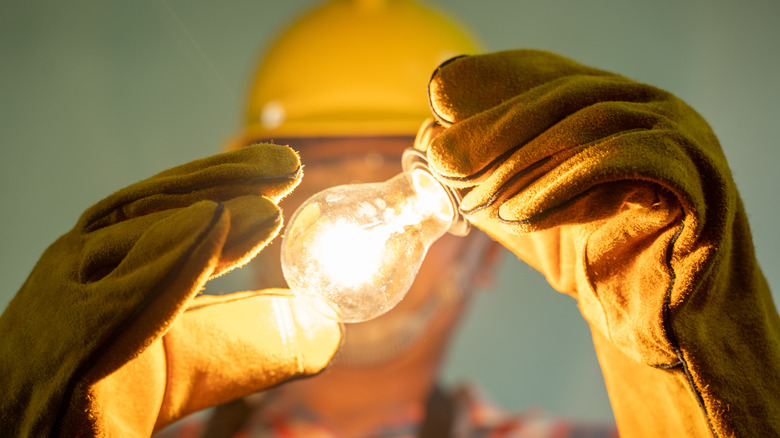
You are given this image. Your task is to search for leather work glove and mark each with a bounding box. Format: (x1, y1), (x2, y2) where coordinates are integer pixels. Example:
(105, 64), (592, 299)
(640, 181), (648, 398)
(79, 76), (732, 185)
(414, 50), (780, 437)
(0, 144), (341, 437)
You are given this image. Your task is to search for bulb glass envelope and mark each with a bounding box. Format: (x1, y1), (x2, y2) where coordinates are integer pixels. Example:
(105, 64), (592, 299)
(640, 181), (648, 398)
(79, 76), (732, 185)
(281, 152), (464, 323)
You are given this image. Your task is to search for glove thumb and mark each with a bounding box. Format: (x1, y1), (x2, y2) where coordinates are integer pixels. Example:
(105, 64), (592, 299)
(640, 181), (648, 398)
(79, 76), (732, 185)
(153, 290), (342, 429)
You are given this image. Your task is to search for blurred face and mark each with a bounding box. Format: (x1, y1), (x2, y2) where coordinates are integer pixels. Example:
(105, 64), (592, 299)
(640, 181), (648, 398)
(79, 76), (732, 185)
(250, 137), (485, 367)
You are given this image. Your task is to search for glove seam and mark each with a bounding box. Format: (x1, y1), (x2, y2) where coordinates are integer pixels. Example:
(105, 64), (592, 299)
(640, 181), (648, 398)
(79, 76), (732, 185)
(156, 333), (173, 432)
(661, 218), (719, 438)
(460, 157), (551, 216)
(162, 168), (301, 195)
(427, 54), (471, 126)
(185, 290), (294, 312)
(83, 167), (300, 233)
(495, 173), (665, 228)
(442, 145), (542, 185)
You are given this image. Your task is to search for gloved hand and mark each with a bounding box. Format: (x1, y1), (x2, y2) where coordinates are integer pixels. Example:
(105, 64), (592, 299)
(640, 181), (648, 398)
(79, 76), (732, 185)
(0, 144), (341, 437)
(415, 50), (780, 437)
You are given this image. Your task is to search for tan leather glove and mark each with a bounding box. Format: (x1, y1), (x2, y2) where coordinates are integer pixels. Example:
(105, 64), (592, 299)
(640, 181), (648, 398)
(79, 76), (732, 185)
(0, 144), (341, 437)
(415, 50), (780, 437)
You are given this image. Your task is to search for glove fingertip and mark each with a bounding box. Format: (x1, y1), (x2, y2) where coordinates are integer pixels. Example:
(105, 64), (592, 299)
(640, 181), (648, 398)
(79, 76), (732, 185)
(242, 143), (303, 200)
(428, 54), (471, 126)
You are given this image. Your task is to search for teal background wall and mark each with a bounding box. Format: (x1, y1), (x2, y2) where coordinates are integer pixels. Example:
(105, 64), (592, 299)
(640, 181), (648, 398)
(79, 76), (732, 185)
(2, 0), (778, 424)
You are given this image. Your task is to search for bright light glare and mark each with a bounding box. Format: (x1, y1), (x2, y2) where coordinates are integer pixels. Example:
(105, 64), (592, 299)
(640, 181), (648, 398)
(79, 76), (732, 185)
(281, 169), (459, 322)
(411, 169), (454, 222)
(315, 222), (388, 287)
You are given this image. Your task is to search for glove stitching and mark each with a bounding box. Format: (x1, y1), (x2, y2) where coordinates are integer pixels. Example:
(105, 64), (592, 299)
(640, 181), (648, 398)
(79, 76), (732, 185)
(84, 203), (133, 234)
(496, 177), (673, 227)
(652, 361), (683, 370)
(162, 168), (301, 195)
(157, 333), (173, 432)
(661, 219), (719, 437)
(51, 203), (226, 438)
(430, 107), (653, 186)
(435, 142), (531, 184)
(83, 167), (300, 233)
(184, 290), (294, 313)
(494, 132), (663, 227)
(458, 156), (551, 215)
(497, 186), (590, 226)
(427, 54), (471, 126)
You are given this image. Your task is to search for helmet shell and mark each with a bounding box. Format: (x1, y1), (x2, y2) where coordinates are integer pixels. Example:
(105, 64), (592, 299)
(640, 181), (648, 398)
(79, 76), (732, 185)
(240, 0), (482, 143)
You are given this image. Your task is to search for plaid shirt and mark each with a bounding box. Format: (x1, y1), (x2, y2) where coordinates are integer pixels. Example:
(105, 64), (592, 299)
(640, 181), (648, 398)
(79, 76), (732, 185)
(158, 384), (617, 438)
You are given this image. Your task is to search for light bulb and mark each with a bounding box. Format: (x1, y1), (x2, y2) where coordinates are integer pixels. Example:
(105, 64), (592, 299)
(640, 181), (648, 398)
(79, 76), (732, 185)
(281, 158), (464, 323)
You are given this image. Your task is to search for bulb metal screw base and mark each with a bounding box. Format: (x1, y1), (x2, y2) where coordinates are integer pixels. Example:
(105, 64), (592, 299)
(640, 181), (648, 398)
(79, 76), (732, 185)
(401, 148), (470, 237)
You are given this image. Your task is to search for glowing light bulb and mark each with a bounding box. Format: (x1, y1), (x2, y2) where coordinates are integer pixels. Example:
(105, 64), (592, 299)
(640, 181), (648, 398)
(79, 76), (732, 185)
(281, 163), (463, 323)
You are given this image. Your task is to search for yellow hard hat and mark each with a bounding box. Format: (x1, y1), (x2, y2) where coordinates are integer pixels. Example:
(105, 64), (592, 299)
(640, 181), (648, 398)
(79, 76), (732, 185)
(238, 0), (482, 144)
